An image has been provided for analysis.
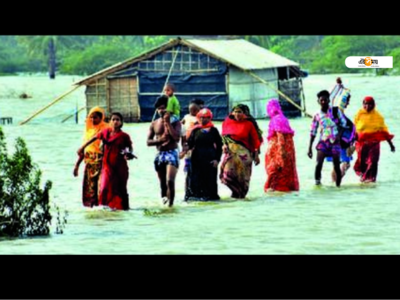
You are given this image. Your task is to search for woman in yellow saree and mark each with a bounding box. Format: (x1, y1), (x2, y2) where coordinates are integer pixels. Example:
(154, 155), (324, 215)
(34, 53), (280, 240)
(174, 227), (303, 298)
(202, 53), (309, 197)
(73, 106), (109, 207)
(353, 96), (395, 182)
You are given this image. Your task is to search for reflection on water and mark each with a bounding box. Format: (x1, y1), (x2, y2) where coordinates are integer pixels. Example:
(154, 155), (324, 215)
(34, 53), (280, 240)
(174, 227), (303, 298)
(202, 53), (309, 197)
(0, 74), (399, 254)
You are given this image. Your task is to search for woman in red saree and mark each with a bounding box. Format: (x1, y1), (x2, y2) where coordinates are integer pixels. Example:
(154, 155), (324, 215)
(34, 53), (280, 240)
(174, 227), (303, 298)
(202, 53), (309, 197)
(220, 104), (261, 198)
(264, 99), (299, 192)
(353, 96), (395, 182)
(73, 106), (109, 207)
(78, 112), (134, 210)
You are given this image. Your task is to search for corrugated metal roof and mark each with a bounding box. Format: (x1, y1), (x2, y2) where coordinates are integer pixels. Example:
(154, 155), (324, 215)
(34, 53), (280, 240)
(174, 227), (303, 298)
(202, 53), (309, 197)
(185, 39), (299, 70)
(75, 39), (178, 85)
(76, 38), (299, 85)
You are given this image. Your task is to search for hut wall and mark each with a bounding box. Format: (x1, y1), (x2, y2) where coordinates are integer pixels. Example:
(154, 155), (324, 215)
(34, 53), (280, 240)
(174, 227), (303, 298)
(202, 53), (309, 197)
(85, 78), (107, 116)
(136, 45), (229, 121)
(278, 78), (302, 118)
(83, 42), (303, 121)
(108, 77), (139, 122)
(229, 67), (278, 118)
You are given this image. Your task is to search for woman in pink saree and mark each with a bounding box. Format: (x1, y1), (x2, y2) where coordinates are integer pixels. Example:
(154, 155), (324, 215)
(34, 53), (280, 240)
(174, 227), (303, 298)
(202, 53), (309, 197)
(264, 99), (299, 192)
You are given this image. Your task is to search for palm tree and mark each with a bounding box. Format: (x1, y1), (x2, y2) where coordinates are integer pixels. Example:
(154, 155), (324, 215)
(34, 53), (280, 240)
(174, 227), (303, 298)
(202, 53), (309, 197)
(17, 35), (74, 79)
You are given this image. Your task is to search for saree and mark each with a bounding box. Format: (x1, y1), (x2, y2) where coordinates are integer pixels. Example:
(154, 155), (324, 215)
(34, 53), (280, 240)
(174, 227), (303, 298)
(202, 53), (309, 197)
(97, 128), (132, 210)
(220, 114), (261, 198)
(353, 141), (380, 182)
(81, 106), (109, 207)
(353, 106), (394, 182)
(264, 132), (299, 192)
(265, 99), (299, 192)
(220, 142), (253, 198)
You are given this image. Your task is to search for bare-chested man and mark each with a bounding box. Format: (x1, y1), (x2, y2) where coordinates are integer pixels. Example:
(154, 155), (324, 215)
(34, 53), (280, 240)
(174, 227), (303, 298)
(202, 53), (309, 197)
(147, 95), (182, 207)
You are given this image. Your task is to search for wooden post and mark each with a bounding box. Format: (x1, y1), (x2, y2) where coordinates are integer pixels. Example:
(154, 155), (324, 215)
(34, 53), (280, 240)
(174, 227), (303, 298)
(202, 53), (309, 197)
(244, 69), (312, 118)
(75, 103), (79, 124)
(19, 85), (81, 125)
(61, 106), (86, 123)
(299, 78), (307, 117)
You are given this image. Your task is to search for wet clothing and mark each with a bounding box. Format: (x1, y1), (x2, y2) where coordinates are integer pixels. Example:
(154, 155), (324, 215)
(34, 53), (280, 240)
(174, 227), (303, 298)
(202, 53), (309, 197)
(82, 152), (103, 207)
(220, 115), (261, 198)
(97, 128), (132, 210)
(265, 99), (299, 192)
(310, 107), (347, 157)
(81, 106), (109, 207)
(187, 127), (223, 200)
(265, 132), (299, 192)
(354, 141), (380, 182)
(154, 149), (179, 171)
(317, 139), (342, 156)
(327, 107), (356, 163)
(353, 107), (394, 182)
(220, 142), (253, 198)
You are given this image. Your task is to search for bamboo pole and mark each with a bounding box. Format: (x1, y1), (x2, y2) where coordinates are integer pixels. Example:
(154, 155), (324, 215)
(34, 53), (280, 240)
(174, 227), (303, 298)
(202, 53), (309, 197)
(61, 106), (86, 123)
(299, 78), (307, 115)
(152, 46), (181, 122)
(244, 69), (312, 118)
(19, 85), (81, 125)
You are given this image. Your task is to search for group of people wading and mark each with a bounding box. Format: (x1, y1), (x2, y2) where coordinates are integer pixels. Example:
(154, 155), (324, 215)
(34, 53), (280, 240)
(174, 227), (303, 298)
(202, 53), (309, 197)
(74, 79), (395, 210)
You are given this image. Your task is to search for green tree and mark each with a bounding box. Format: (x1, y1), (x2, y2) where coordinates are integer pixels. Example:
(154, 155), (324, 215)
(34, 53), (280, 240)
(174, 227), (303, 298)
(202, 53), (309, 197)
(0, 36), (37, 74)
(244, 35), (272, 49)
(388, 48), (400, 74)
(311, 35), (400, 74)
(16, 35), (75, 79)
(60, 36), (167, 75)
(270, 35), (324, 66)
(60, 42), (135, 75)
(143, 36), (168, 48)
(0, 127), (58, 237)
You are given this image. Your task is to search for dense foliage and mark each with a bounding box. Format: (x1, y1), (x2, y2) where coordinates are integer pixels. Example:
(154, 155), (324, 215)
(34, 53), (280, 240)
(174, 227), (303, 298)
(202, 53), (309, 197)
(1, 35), (400, 76)
(0, 127), (66, 237)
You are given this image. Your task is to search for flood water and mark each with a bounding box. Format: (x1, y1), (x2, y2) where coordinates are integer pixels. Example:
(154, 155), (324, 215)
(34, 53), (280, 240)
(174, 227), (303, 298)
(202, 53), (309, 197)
(0, 73), (399, 254)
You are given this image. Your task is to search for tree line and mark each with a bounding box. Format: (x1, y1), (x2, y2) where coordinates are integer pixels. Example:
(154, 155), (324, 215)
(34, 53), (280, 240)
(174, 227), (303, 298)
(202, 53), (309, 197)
(1, 35), (399, 78)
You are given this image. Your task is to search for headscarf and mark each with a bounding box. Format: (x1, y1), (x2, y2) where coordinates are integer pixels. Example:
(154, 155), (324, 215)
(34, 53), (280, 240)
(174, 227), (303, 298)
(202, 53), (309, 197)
(231, 104), (264, 144)
(194, 108), (214, 129)
(84, 106), (109, 154)
(363, 96), (375, 103)
(266, 99), (294, 140)
(354, 97), (394, 142)
(197, 107), (213, 119)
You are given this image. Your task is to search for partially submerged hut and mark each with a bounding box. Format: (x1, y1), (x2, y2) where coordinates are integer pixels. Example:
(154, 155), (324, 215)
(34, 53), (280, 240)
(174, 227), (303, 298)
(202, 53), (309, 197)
(75, 37), (307, 122)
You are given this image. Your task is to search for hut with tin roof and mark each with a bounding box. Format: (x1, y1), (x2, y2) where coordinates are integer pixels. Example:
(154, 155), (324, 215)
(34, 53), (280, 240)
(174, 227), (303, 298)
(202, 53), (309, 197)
(74, 37), (307, 122)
